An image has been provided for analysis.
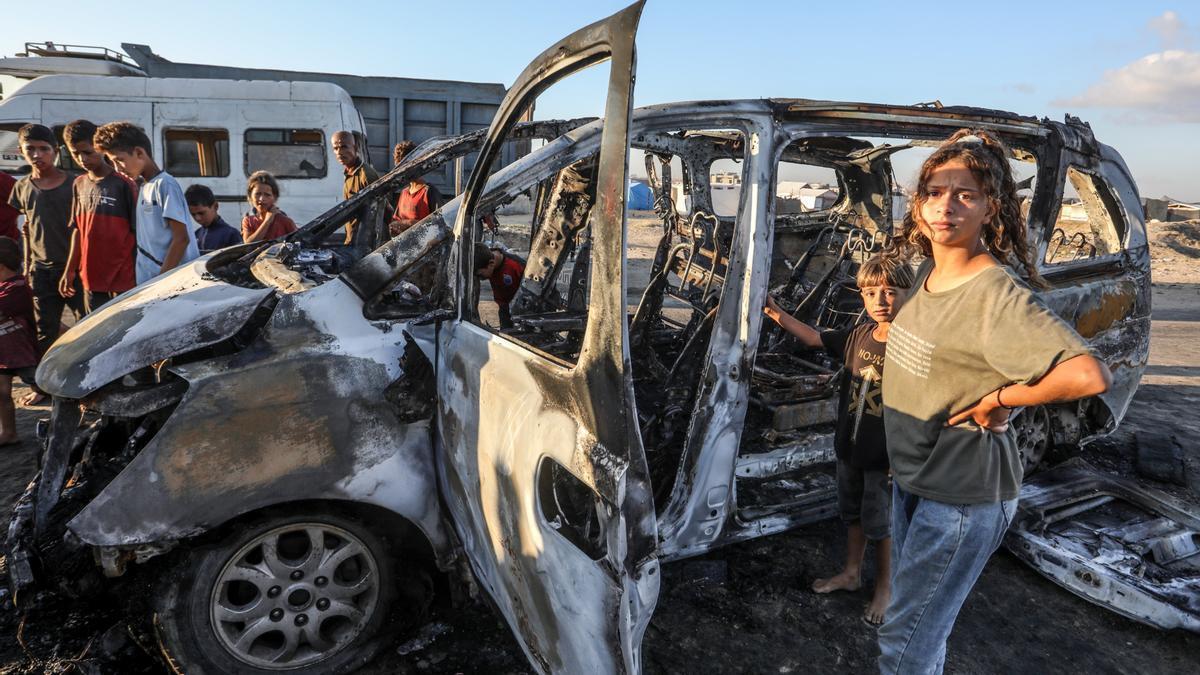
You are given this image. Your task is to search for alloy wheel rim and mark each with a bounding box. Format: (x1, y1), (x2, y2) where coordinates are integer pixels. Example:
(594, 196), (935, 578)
(209, 522), (380, 669)
(1014, 406), (1051, 473)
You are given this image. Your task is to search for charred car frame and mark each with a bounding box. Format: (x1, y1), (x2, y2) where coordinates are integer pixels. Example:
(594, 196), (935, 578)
(4, 2), (1161, 673)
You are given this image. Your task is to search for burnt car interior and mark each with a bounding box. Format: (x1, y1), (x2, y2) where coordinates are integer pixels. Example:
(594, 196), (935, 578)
(386, 124), (1055, 525)
(195, 112), (1115, 549)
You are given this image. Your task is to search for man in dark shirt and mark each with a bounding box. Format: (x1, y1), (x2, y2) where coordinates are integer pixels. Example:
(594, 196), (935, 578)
(333, 130), (379, 245)
(6, 124), (84, 355)
(474, 244), (526, 329)
(185, 184), (241, 254)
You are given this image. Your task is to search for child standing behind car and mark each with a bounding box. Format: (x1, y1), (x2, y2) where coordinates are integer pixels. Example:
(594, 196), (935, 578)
(0, 237), (42, 445)
(240, 171), (297, 243)
(185, 184), (241, 254)
(93, 122), (199, 284)
(61, 119), (137, 314)
(763, 255), (914, 625)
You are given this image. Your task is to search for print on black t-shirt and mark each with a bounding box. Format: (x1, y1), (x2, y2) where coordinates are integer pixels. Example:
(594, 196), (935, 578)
(820, 322), (889, 470)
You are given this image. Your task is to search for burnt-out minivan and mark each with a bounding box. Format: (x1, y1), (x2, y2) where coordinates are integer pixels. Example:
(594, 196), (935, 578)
(5, 2), (1158, 673)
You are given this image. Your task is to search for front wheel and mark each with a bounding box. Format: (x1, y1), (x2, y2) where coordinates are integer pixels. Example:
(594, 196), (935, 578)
(155, 511), (397, 674)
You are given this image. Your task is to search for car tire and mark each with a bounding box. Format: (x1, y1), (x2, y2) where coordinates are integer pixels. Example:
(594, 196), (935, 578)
(155, 510), (402, 675)
(1014, 405), (1052, 476)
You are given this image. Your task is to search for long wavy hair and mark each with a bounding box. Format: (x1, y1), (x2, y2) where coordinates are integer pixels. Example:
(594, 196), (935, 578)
(889, 128), (1043, 286)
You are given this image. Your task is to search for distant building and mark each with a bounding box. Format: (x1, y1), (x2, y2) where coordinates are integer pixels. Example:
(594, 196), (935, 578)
(776, 181), (839, 211)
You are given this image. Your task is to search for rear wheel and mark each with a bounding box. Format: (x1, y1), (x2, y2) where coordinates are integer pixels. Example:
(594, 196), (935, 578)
(1014, 405), (1052, 476)
(156, 511), (401, 674)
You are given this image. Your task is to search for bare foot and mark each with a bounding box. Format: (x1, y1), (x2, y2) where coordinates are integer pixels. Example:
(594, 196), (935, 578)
(812, 569), (861, 594)
(863, 585), (891, 625)
(19, 391), (47, 406)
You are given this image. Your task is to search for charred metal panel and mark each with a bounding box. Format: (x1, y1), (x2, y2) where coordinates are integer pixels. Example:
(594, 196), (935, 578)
(510, 158), (596, 314)
(437, 325), (660, 673)
(436, 3), (660, 673)
(735, 433), (834, 479)
(657, 115), (777, 560)
(36, 259), (274, 399)
(33, 398), (82, 536)
(341, 213), (453, 301)
(81, 379), (187, 418)
(1007, 459), (1200, 632)
(66, 279), (451, 564)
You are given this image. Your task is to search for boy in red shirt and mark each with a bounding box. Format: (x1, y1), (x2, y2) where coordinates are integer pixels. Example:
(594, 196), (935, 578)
(474, 244), (525, 329)
(241, 171), (297, 243)
(60, 120), (137, 313)
(0, 236), (41, 443)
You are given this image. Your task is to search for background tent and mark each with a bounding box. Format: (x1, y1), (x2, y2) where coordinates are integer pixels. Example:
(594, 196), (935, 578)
(627, 180), (654, 210)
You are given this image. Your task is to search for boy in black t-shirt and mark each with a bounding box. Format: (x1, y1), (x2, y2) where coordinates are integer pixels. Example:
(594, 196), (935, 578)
(763, 255), (914, 625)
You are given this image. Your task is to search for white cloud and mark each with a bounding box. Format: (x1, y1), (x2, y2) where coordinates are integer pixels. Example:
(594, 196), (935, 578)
(1055, 49), (1200, 122)
(1148, 11), (1191, 49)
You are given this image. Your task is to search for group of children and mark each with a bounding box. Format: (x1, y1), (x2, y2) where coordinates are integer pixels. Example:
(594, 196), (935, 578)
(0, 120), (299, 446)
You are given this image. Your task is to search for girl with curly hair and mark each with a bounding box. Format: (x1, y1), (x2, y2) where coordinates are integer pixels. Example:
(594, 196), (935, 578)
(877, 129), (1111, 674)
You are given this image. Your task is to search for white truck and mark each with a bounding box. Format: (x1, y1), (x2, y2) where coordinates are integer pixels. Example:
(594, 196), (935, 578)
(0, 74), (366, 226)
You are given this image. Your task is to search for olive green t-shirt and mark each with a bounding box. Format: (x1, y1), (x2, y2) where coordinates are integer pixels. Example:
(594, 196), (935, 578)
(882, 260), (1091, 503)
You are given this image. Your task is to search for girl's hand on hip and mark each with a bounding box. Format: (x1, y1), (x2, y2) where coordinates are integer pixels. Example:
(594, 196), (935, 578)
(947, 390), (1011, 433)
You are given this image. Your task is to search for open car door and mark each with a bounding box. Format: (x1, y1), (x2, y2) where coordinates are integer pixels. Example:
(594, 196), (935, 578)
(433, 3), (659, 673)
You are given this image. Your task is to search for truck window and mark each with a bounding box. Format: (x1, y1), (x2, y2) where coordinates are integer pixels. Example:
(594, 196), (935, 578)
(244, 129), (326, 179)
(164, 129), (230, 177)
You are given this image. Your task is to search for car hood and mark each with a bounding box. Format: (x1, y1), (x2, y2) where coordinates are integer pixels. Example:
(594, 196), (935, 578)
(36, 258), (275, 399)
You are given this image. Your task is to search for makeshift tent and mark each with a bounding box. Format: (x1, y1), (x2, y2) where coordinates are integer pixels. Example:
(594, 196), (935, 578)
(627, 180), (654, 210)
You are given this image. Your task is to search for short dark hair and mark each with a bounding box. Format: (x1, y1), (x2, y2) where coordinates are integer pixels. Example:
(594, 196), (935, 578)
(185, 184), (217, 207)
(63, 120), (98, 146)
(93, 121), (152, 155)
(474, 244), (496, 271)
(17, 123), (55, 148)
(0, 236), (22, 272)
(246, 170), (281, 200)
(394, 140), (416, 161)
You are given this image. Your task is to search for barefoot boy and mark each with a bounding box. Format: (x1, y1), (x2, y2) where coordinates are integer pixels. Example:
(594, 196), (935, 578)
(763, 255), (914, 625)
(0, 237), (41, 444)
(61, 120), (137, 313)
(93, 122), (198, 283)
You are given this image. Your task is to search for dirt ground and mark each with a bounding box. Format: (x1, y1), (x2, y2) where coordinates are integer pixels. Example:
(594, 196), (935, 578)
(1, 217), (1199, 673)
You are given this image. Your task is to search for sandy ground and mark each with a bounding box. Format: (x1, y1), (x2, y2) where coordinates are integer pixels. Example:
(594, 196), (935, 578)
(1, 216), (1198, 673)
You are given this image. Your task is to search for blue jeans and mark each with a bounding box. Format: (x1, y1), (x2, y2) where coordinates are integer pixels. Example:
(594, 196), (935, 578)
(878, 483), (1017, 674)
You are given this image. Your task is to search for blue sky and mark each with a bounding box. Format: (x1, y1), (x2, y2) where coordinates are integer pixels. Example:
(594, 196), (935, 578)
(4, 1), (1197, 199)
